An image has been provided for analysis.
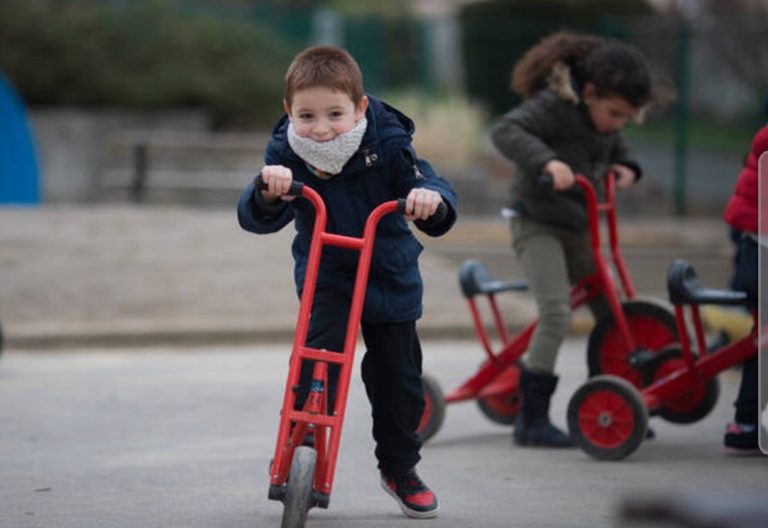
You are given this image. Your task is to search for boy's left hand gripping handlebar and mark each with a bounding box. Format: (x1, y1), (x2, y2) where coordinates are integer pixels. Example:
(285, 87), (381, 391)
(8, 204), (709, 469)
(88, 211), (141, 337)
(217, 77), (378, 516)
(254, 173), (305, 197)
(395, 198), (448, 223)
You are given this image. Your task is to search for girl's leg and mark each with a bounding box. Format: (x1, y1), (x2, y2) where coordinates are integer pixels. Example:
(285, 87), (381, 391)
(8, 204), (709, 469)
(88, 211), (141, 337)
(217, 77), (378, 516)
(512, 217), (571, 373)
(511, 217), (573, 447)
(562, 229), (610, 320)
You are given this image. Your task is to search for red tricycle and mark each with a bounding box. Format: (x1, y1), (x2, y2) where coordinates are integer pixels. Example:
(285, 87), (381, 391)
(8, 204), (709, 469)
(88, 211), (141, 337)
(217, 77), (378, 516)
(261, 177), (445, 527)
(567, 259), (758, 460)
(417, 173), (679, 441)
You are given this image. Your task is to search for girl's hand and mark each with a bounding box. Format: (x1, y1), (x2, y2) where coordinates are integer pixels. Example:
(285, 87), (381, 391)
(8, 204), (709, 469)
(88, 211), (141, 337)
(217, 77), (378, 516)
(610, 164), (637, 189)
(544, 159), (575, 190)
(405, 188), (442, 221)
(260, 165), (296, 202)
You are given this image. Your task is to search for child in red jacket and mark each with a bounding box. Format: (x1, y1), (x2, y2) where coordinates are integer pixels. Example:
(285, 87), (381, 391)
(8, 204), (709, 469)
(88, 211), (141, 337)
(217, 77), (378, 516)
(721, 124), (767, 453)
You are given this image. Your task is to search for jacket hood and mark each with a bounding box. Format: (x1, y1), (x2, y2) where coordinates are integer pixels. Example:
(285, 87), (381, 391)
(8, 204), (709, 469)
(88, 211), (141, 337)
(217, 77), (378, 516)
(268, 95), (414, 160)
(546, 62), (647, 123)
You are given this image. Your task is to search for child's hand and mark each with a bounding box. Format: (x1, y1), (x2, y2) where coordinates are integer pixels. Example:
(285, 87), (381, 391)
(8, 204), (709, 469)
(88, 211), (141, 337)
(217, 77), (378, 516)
(544, 159), (575, 190)
(405, 188), (443, 221)
(260, 165), (296, 202)
(610, 164), (636, 189)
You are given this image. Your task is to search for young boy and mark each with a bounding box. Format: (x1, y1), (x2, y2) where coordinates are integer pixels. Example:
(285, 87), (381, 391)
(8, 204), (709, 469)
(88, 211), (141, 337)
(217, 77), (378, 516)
(237, 46), (457, 518)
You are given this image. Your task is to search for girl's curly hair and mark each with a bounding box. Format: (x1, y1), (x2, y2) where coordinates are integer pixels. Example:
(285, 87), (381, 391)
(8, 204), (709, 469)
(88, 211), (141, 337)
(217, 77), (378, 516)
(511, 31), (654, 108)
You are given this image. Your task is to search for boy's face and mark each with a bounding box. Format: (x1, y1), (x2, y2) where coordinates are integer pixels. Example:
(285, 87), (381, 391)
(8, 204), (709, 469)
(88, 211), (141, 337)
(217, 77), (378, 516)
(583, 83), (638, 134)
(285, 87), (368, 142)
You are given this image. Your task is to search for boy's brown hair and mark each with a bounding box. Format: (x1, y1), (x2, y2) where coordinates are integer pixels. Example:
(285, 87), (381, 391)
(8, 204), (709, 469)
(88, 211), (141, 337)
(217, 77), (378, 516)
(284, 46), (365, 107)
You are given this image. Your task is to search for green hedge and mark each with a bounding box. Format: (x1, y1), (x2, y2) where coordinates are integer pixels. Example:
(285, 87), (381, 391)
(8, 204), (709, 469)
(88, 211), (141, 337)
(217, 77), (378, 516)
(0, 0), (299, 127)
(459, 0), (653, 117)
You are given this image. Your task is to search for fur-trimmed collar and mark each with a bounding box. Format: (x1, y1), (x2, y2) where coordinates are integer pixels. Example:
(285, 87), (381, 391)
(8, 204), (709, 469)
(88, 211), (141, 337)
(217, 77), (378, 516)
(546, 61), (581, 104)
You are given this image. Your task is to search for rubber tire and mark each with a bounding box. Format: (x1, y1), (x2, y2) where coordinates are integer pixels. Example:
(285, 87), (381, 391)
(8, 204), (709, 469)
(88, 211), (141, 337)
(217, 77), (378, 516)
(568, 375), (648, 460)
(281, 446), (316, 528)
(417, 373), (446, 443)
(476, 389), (520, 425)
(651, 345), (721, 424)
(588, 300), (678, 388)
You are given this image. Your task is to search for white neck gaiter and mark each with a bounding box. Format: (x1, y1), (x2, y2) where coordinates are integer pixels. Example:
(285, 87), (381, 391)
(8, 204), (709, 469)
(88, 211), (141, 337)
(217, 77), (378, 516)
(287, 117), (368, 175)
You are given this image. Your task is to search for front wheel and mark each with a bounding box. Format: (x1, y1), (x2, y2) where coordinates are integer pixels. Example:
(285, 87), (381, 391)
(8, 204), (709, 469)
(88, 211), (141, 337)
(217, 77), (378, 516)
(588, 300), (678, 388)
(567, 375), (648, 460)
(417, 374), (445, 442)
(281, 447), (317, 528)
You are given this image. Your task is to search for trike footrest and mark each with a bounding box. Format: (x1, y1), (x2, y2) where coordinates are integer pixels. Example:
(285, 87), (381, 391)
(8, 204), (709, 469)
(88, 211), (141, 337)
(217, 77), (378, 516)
(268, 484), (286, 503)
(313, 491), (330, 509)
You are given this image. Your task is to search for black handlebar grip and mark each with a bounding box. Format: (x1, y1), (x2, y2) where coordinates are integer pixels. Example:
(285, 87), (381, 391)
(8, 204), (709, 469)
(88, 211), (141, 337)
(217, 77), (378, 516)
(432, 201), (448, 223)
(254, 173), (304, 196)
(538, 172), (554, 192)
(396, 198), (448, 223)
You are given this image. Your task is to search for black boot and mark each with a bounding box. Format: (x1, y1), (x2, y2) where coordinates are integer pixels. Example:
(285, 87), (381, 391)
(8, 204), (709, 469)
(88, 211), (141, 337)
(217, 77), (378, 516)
(513, 368), (573, 448)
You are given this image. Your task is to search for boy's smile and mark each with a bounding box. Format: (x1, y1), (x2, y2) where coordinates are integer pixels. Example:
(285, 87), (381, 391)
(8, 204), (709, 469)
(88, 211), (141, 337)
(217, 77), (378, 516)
(285, 87), (368, 142)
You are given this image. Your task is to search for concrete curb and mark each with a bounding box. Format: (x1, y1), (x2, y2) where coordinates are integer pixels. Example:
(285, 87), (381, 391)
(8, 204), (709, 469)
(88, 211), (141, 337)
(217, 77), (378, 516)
(3, 314), (596, 350)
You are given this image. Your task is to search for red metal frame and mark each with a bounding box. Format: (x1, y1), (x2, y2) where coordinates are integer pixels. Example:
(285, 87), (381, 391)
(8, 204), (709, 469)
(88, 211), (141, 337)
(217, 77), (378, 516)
(641, 307), (757, 411)
(268, 185), (401, 501)
(445, 173), (636, 404)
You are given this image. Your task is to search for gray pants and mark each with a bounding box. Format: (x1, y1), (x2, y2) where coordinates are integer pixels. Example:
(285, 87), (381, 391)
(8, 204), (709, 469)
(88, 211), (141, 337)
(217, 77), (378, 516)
(511, 216), (609, 373)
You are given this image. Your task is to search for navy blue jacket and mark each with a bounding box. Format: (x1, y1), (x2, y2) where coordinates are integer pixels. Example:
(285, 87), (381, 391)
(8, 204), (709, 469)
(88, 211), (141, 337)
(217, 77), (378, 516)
(237, 96), (458, 323)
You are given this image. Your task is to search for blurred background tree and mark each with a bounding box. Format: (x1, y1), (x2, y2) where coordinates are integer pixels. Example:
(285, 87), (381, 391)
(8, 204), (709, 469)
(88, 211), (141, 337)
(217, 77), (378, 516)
(0, 0), (297, 127)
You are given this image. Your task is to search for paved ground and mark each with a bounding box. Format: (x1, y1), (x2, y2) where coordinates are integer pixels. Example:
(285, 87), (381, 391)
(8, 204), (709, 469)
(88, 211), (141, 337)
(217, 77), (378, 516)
(0, 204), (733, 350)
(1, 338), (766, 528)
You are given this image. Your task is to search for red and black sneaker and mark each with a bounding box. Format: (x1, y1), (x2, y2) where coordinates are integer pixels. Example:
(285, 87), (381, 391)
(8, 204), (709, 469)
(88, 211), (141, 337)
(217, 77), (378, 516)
(724, 422), (760, 455)
(380, 470), (439, 519)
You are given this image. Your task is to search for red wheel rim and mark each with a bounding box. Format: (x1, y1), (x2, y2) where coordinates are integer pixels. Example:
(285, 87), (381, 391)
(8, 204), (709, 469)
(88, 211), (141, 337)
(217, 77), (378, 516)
(598, 315), (678, 386)
(479, 366), (521, 418)
(417, 391), (433, 433)
(577, 389), (636, 449)
(479, 391), (521, 417)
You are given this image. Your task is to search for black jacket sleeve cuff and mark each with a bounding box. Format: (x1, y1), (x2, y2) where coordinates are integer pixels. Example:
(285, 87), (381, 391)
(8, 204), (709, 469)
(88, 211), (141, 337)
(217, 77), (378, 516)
(615, 160), (643, 182)
(252, 185), (287, 218)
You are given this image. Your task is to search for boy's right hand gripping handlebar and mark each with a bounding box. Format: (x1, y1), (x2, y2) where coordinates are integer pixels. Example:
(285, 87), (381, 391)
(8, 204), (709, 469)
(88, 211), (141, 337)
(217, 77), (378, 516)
(255, 173), (305, 197)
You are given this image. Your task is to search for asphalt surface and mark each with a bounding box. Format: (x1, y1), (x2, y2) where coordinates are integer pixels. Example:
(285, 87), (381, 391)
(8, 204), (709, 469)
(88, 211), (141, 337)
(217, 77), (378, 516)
(1, 338), (765, 528)
(1, 204), (765, 528)
(0, 204), (734, 350)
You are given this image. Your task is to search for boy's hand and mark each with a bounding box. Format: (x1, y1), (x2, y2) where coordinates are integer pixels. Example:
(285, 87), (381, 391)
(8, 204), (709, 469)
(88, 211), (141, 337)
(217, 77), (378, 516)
(544, 159), (575, 190)
(610, 164), (636, 189)
(405, 188), (442, 221)
(260, 165), (296, 203)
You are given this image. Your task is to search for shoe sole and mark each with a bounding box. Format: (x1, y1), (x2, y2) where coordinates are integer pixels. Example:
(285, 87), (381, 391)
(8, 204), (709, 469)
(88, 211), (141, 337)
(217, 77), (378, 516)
(724, 447), (763, 456)
(379, 479), (439, 519)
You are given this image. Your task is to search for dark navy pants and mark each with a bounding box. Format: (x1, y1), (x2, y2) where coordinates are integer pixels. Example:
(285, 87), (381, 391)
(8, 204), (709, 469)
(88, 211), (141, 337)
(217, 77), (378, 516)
(730, 233), (758, 424)
(295, 288), (424, 476)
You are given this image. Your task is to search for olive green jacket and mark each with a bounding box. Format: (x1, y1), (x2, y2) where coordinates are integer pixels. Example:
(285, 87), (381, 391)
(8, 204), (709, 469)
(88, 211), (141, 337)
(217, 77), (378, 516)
(490, 82), (641, 231)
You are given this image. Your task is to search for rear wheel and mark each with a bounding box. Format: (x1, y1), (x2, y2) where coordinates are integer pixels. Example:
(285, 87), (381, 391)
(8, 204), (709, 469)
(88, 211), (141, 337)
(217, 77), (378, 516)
(281, 447), (316, 528)
(568, 375), (648, 460)
(476, 364), (521, 425)
(588, 301), (678, 388)
(651, 345), (721, 424)
(417, 374), (445, 442)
